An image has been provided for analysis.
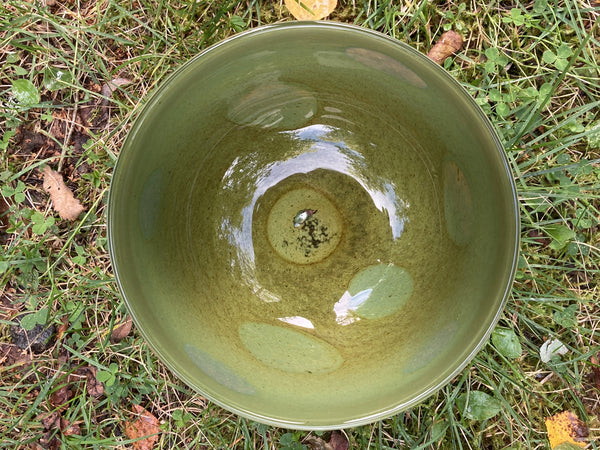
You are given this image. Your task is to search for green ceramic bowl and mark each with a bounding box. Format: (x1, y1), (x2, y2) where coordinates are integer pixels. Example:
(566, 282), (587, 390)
(108, 22), (519, 429)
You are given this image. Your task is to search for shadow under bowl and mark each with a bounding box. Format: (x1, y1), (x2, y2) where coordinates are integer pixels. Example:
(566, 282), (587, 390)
(108, 22), (519, 429)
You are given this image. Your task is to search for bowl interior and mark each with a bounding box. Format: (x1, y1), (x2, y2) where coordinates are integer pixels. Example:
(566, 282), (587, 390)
(108, 22), (519, 429)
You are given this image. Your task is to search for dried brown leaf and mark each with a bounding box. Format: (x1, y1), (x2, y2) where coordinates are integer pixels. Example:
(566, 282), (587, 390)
(101, 77), (131, 97)
(329, 431), (349, 450)
(427, 30), (463, 65)
(0, 195), (10, 230)
(39, 432), (60, 450)
(306, 431), (348, 450)
(42, 166), (84, 221)
(545, 411), (588, 448)
(56, 317), (69, 342)
(285, 0), (337, 20)
(305, 436), (333, 450)
(110, 316), (133, 343)
(49, 385), (73, 409)
(591, 355), (600, 391)
(77, 366), (104, 398)
(39, 411), (61, 430)
(57, 347), (69, 366)
(125, 404), (160, 450)
(60, 417), (81, 436)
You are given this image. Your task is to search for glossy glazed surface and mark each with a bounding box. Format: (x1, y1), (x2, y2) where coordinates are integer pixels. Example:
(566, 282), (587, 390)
(108, 22), (519, 429)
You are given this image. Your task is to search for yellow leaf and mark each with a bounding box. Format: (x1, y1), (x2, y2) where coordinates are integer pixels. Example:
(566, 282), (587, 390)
(545, 411), (588, 449)
(284, 0), (337, 20)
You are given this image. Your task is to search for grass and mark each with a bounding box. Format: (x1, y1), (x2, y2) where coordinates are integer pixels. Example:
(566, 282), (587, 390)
(1, 0), (599, 448)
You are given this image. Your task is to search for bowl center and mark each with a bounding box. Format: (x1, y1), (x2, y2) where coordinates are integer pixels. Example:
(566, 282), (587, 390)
(266, 187), (342, 264)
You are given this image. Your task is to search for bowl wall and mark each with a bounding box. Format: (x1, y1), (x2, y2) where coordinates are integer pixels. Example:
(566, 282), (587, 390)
(108, 22), (519, 429)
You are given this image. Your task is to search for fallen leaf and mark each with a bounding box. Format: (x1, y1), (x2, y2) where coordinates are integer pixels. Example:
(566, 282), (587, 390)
(60, 417), (81, 436)
(79, 77), (130, 131)
(57, 347), (69, 366)
(38, 411), (61, 450)
(56, 317), (69, 342)
(110, 316), (133, 343)
(545, 411), (588, 448)
(37, 411), (81, 449)
(329, 431), (349, 450)
(427, 30), (463, 65)
(49, 384), (73, 409)
(591, 355), (600, 391)
(39, 432), (60, 450)
(305, 435), (332, 450)
(528, 229), (551, 246)
(42, 166), (84, 221)
(125, 404), (160, 450)
(0, 195), (9, 231)
(76, 366), (104, 398)
(285, 0), (337, 20)
(39, 411), (61, 430)
(540, 338), (569, 363)
(101, 77), (131, 98)
(305, 431), (348, 450)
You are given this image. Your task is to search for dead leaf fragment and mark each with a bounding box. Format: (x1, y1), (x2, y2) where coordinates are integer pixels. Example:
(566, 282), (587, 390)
(110, 316), (133, 343)
(39, 411), (61, 430)
(545, 411), (588, 448)
(329, 431), (349, 450)
(0, 195), (10, 231)
(79, 77), (131, 131)
(60, 417), (81, 436)
(305, 431), (349, 450)
(591, 355), (600, 391)
(285, 0), (337, 20)
(305, 436), (332, 450)
(76, 366), (104, 398)
(125, 404), (160, 450)
(101, 77), (131, 98)
(427, 30), (463, 65)
(56, 317), (69, 342)
(42, 166), (84, 221)
(49, 385), (73, 410)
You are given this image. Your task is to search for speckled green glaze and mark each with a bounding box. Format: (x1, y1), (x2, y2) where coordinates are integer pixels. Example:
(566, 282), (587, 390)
(108, 22), (519, 429)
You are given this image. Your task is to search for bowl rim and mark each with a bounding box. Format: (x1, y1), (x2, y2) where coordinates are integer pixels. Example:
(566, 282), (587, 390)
(107, 20), (521, 430)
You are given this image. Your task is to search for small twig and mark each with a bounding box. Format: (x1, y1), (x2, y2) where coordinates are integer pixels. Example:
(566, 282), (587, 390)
(57, 103), (78, 173)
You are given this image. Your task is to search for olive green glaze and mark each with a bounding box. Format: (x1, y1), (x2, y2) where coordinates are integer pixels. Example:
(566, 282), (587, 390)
(108, 22), (519, 429)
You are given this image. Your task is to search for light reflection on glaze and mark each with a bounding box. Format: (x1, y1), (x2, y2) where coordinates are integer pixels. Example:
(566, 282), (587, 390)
(334, 263), (413, 324)
(217, 124), (410, 296)
(333, 290), (367, 325)
(278, 316), (315, 329)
